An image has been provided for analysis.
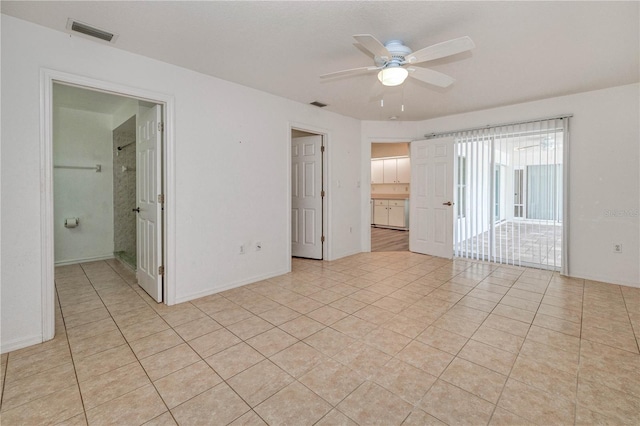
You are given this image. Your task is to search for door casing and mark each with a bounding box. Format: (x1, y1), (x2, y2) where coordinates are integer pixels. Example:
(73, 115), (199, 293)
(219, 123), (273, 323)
(291, 135), (324, 260)
(288, 124), (330, 267)
(40, 69), (176, 342)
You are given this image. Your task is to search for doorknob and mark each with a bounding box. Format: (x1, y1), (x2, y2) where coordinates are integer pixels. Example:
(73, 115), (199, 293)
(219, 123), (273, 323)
(442, 201), (454, 206)
(132, 207), (141, 213)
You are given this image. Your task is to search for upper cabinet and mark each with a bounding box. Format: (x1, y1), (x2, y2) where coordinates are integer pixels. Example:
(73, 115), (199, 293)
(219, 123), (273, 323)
(396, 158), (411, 183)
(371, 159), (385, 184)
(371, 157), (411, 184)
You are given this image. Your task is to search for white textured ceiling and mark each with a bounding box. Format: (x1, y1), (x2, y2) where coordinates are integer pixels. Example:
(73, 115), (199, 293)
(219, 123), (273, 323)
(3, 1), (639, 121)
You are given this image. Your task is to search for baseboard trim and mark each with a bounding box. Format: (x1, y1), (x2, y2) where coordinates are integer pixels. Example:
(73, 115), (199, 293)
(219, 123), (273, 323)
(54, 254), (115, 266)
(568, 272), (639, 288)
(174, 268), (290, 304)
(1, 334), (43, 354)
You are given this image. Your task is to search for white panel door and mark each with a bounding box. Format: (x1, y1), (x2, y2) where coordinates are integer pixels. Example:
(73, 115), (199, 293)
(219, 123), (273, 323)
(136, 105), (163, 302)
(410, 138), (455, 258)
(292, 135), (323, 259)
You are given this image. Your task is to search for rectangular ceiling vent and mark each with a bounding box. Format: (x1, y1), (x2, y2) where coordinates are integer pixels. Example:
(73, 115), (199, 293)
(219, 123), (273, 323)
(310, 101), (328, 108)
(66, 18), (118, 43)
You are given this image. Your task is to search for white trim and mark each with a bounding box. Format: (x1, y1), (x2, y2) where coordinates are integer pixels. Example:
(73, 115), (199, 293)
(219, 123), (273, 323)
(0, 335), (44, 355)
(561, 119), (570, 276)
(173, 268), (290, 304)
(567, 272), (639, 289)
(288, 122), (332, 261)
(40, 68), (177, 344)
(40, 70), (56, 342)
(54, 254), (115, 266)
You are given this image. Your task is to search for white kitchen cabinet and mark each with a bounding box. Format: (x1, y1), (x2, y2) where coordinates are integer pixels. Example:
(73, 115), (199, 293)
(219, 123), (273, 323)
(372, 199), (409, 229)
(377, 157), (411, 183)
(388, 203), (406, 227)
(383, 159), (396, 183)
(396, 157), (411, 183)
(371, 160), (384, 183)
(373, 199), (389, 224)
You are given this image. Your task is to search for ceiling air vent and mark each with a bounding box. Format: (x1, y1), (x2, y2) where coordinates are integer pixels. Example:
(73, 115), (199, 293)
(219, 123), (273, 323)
(310, 101), (328, 108)
(66, 19), (118, 43)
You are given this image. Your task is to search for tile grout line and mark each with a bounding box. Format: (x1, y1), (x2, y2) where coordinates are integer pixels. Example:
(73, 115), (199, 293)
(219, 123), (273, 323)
(79, 260), (177, 424)
(573, 276), (586, 426)
(423, 263), (526, 425)
(59, 265), (92, 425)
(486, 271), (560, 425)
(17, 255), (635, 426)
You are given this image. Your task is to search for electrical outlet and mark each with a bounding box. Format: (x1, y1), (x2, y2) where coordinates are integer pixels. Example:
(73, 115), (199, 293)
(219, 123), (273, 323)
(613, 244), (622, 253)
(256, 242), (262, 251)
(239, 245), (245, 255)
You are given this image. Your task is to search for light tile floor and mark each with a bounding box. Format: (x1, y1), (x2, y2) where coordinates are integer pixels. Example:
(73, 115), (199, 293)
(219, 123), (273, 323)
(457, 221), (563, 269)
(1, 253), (639, 425)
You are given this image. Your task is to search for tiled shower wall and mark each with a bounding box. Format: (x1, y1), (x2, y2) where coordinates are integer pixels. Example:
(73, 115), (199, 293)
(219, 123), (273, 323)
(112, 116), (136, 266)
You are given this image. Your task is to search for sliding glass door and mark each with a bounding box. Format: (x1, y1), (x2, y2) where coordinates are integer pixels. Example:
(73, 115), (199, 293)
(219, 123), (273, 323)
(453, 118), (567, 271)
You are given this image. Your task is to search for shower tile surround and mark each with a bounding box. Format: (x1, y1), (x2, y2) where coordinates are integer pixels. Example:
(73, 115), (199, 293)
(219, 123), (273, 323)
(112, 116), (137, 268)
(1, 253), (638, 425)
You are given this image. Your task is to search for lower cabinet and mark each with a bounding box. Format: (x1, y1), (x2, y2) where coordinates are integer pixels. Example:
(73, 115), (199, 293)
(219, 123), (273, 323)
(372, 199), (409, 229)
(388, 204), (405, 227)
(373, 201), (389, 225)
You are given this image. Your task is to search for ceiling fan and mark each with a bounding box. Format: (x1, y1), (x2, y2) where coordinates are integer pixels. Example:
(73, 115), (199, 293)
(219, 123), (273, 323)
(321, 34), (475, 88)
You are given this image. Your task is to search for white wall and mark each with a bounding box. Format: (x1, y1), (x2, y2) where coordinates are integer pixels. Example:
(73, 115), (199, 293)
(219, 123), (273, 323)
(53, 107), (114, 264)
(363, 83), (640, 287)
(1, 15), (362, 352)
(112, 99), (139, 130)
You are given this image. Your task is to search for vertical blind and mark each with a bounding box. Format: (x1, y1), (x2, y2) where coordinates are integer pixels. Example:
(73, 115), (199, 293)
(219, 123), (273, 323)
(428, 116), (570, 272)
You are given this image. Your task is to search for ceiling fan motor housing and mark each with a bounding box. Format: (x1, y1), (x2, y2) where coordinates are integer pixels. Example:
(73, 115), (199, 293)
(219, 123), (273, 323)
(374, 40), (413, 67)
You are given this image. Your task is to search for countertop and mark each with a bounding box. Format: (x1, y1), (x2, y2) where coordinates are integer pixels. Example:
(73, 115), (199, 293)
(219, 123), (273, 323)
(371, 194), (410, 200)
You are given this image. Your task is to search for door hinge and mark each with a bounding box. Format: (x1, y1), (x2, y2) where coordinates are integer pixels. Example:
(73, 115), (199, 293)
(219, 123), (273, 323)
(158, 266), (165, 276)
(321, 235), (325, 243)
(158, 194), (165, 204)
(158, 122), (164, 132)
(321, 145), (325, 153)
(321, 190), (325, 198)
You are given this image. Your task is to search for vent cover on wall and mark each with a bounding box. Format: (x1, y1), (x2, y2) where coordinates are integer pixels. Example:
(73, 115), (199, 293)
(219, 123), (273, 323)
(66, 18), (118, 43)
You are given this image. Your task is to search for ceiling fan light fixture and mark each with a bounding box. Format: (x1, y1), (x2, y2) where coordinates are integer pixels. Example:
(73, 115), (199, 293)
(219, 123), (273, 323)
(377, 67), (408, 86)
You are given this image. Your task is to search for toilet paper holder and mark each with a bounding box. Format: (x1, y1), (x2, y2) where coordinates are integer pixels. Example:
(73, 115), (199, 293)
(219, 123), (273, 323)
(64, 217), (79, 228)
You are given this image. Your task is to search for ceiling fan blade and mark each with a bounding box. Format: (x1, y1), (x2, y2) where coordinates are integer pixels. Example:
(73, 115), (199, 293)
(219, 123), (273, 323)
(405, 36), (475, 64)
(320, 66), (380, 79)
(353, 34), (391, 61)
(407, 67), (455, 88)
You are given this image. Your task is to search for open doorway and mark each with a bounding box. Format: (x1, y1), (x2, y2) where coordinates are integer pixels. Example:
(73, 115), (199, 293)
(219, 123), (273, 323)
(291, 128), (324, 260)
(370, 142), (410, 252)
(40, 69), (175, 341)
(52, 83), (165, 302)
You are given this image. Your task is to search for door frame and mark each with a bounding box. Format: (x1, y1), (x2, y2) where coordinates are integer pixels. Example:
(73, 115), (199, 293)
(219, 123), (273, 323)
(287, 123), (330, 267)
(364, 138), (412, 252)
(40, 69), (176, 341)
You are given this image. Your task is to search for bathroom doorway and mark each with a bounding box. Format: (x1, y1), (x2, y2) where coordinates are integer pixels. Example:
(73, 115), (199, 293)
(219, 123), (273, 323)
(52, 82), (165, 301)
